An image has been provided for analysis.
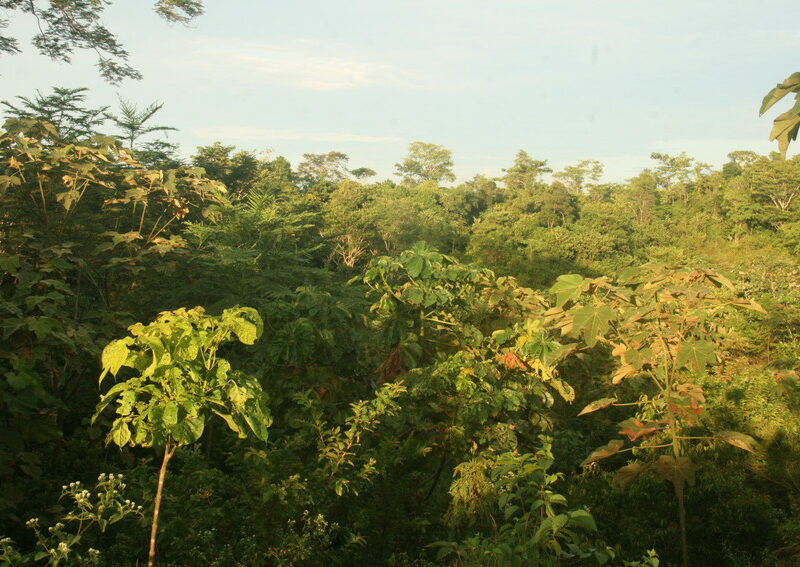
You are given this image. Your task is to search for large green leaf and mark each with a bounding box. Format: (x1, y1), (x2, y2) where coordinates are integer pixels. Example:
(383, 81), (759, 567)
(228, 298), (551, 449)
(109, 420), (131, 447)
(572, 304), (615, 348)
(567, 509), (597, 532)
(675, 339), (716, 371)
(770, 110), (800, 158)
(172, 415), (205, 445)
(550, 274), (586, 307)
(760, 72), (800, 115)
(162, 402), (179, 427)
(101, 339), (131, 379)
(405, 255), (425, 279)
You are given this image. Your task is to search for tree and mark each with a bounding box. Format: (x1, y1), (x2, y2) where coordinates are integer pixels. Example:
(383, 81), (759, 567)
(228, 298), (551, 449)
(350, 167), (377, 180)
(191, 142), (265, 199)
(297, 151), (351, 187)
(394, 141), (456, 185)
(0, 0), (204, 83)
(745, 155), (800, 211)
(552, 159), (603, 194)
(501, 150), (551, 192)
(760, 72), (800, 158)
(726, 150), (760, 169)
(536, 182), (577, 228)
(1, 87), (107, 140)
(105, 98), (176, 150)
(94, 306), (271, 567)
(548, 266), (764, 567)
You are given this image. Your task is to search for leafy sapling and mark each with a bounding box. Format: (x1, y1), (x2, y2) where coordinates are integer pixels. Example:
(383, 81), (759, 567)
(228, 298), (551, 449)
(93, 306), (270, 567)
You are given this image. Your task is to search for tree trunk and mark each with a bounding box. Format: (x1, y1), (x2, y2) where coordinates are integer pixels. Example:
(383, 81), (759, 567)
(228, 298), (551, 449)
(148, 442), (177, 567)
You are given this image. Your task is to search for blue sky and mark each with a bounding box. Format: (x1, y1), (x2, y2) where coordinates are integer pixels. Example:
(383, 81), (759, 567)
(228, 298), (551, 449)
(3, 0), (798, 183)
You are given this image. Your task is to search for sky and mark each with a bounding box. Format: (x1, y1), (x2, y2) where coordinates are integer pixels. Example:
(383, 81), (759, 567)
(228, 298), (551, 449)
(2, 0), (798, 183)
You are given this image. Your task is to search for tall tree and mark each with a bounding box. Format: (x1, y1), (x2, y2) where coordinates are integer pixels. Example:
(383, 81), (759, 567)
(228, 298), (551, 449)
(502, 150), (551, 192)
(552, 159), (603, 194)
(395, 141), (456, 185)
(297, 151), (351, 187)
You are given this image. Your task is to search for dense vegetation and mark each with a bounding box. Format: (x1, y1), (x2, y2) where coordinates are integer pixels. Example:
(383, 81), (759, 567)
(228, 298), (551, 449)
(2, 70), (800, 566)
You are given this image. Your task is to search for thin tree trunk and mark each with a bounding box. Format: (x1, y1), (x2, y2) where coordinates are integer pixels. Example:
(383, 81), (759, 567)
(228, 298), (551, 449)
(674, 479), (689, 567)
(148, 442), (177, 567)
(671, 426), (689, 567)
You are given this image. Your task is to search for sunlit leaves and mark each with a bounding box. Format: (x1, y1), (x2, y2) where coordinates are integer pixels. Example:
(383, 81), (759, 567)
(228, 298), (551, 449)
(571, 304), (615, 348)
(577, 397), (616, 416)
(675, 339), (716, 371)
(550, 273), (586, 307)
(100, 338), (132, 378)
(95, 306), (270, 449)
(760, 72), (800, 158)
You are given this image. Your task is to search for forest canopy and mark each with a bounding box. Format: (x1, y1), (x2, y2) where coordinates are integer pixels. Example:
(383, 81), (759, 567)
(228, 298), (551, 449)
(1, 4), (800, 566)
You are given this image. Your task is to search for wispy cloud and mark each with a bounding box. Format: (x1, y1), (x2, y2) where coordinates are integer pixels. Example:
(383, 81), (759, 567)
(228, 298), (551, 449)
(182, 38), (420, 91)
(190, 125), (400, 144)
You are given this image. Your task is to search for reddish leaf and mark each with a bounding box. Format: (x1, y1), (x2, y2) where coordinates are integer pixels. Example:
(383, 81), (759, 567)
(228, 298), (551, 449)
(499, 352), (527, 370)
(617, 418), (660, 442)
(577, 397), (616, 416)
(581, 439), (624, 467)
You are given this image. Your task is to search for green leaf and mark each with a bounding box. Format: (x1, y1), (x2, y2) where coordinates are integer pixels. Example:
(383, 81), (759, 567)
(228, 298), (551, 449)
(101, 339), (131, 378)
(230, 316), (259, 345)
(109, 420), (131, 447)
(402, 286), (424, 304)
(25, 316), (58, 339)
(577, 397), (616, 416)
(406, 255), (425, 279)
(715, 430), (761, 453)
(162, 402), (179, 427)
(760, 72), (800, 115)
(7, 371), (33, 391)
(572, 304), (615, 348)
(550, 378), (575, 403)
(675, 339), (716, 371)
(0, 255), (20, 273)
(770, 111), (800, 158)
(581, 439), (624, 467)
(172, 415), (205, 444)
(550, 274), (585, 307)
(568, 509), (597, 532)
